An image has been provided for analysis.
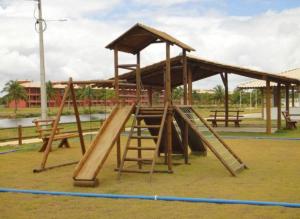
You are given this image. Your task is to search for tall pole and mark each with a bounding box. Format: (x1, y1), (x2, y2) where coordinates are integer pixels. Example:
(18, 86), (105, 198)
(37, 0), (47, 120)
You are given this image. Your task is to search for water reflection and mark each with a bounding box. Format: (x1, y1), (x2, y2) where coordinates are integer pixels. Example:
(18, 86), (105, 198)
(0, 113), (107, 128)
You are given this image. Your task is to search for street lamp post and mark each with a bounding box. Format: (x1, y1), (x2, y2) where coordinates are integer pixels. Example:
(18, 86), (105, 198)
(36, 0), (47, 120)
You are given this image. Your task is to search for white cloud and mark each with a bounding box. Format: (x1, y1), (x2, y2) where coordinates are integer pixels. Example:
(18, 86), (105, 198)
(0, 0), (300, 93)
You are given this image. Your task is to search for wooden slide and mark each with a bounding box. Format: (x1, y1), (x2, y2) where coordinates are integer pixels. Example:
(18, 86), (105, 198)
(174, 105), (247, 176)
(73, 104), (135, 186)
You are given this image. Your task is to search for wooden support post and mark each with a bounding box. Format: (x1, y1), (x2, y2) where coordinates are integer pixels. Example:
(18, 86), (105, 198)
(220, 73), (229, 127)
(285, 85), (290, 114)
(266, 79), (272, 134)
(70, 80), (86, 154)
(291, 86), (295, 107)
(165, 43), (173, 173)
(40, 79), (71, 169)
(136, 52), (141, 104)
(276, 83), (281, 130)
(188, 66), (193, 105)
(137, 119), (142, 169)
(261, 88), (265, 119)
(114, 48), (119, 103)
(285, 84), (290, 129)
(182, 49), (188, 164)
(147, 88), (153, 107)
(114, 48), (121, 168)
(18, 125), (22, 145)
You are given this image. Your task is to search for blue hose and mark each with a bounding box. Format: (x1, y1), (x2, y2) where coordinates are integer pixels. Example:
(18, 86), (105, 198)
(0, 149), (18, 155)
(0, 188), (299, 208)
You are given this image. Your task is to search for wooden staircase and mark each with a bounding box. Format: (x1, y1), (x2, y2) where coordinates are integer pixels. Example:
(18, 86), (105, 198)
(175, 106), (247, 176)
(118, 104), (168, 178)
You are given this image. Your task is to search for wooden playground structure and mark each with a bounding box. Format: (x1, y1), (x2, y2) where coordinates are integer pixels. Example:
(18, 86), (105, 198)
(38, 23), (300, 186)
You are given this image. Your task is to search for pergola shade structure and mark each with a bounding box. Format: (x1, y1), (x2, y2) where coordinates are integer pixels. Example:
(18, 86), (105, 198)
(116, 54), (300, 133)
(117, 55), (300, 88)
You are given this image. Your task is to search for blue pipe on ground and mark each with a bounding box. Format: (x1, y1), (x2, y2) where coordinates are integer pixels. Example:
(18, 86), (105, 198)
(0, 187), (299, 208)
(0, 149), (18, 155)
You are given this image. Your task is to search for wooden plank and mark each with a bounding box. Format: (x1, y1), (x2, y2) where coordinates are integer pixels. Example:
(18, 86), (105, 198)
(73, 104), (135, 181)
(174, 106), (237, 176)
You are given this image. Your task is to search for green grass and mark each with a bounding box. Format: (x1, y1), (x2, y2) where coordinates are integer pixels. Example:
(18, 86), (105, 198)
(0, 136), (300, 218)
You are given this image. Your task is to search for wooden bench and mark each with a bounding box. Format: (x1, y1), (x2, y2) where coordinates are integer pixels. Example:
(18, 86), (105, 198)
(282, 111), (297, 129)
(33, 118), (79, 152)
(207, 110), (244, 127)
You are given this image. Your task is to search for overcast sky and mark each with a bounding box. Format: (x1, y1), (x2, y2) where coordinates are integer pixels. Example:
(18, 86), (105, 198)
(0, 0), (300, 93)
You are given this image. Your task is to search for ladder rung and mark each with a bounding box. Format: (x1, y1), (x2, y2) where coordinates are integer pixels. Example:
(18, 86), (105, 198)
(140, 107), (164, 110)
(124, 158), (153, 162)
(131, 135), (158, 139)
(127, 146), (156, 150)
(136, 115), (163, 118)
(120, 169), (151, 173)
(134, 125), (160, 129)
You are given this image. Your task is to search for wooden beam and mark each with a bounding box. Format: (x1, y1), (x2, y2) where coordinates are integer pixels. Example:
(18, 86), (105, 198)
(266, 79), (272, 134)
(261, 88), (265, 119)
(114, 49), (119, 103)
(70, 80), (86, 155)
(188, 66), (193, 105)
(182, 50), (188, 105)
(276, 83), (281, 130)
(182, 49), (188, 164)
(148, 88), (153, 107)
(220, 73), (229, 127)
(136, 52), (141, 104)
(114, 48), (121, 168)
(285, 85), (290, 114)
(291, 86), (295, 107)
(165, 43), (173, 173)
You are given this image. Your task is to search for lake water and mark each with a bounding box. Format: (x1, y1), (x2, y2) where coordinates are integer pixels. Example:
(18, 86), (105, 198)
(0, 113), (107, 128)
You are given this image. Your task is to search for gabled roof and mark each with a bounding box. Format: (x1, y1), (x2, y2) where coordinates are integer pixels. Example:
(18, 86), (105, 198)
(115, 54), (300, 88)
(106, 23), (195, 54)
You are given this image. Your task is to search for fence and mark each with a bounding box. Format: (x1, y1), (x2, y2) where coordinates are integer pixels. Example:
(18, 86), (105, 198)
(0, 120), (103, 145)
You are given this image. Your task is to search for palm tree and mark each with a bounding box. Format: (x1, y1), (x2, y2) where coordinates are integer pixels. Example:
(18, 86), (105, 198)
(1, 80), (27, 113)
(213, 85), (225, 105)
(46, 81), (56, 110)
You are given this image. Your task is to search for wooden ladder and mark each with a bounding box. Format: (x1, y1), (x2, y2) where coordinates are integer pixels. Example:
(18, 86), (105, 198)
(118, 104), (168, 178)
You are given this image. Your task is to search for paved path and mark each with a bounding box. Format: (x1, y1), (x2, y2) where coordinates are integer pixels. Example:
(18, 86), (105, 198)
(0, 131), (98, 147)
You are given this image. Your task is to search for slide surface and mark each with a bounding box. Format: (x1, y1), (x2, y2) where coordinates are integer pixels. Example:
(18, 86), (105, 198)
(174, 106), (246, 176)
(73, 105), (134, 181)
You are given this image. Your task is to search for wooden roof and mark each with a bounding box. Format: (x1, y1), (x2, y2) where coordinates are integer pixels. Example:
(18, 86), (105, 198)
(116, 55), (300, 89)
(106, 23), (195, 54)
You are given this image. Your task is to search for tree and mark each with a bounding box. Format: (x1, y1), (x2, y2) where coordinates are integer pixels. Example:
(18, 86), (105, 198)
(1, 80), (27, 113)
(213, 85), (225, 104)
(77, 86), (95, 109)
(172, 87), (183, 102)
(46, 81), (56, 109)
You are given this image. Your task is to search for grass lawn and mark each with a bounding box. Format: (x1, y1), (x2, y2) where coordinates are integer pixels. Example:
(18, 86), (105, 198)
(0, 136), (300, 218)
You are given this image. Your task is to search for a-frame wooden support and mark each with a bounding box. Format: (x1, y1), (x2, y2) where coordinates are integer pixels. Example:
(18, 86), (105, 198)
(33, 78), (86, 173)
